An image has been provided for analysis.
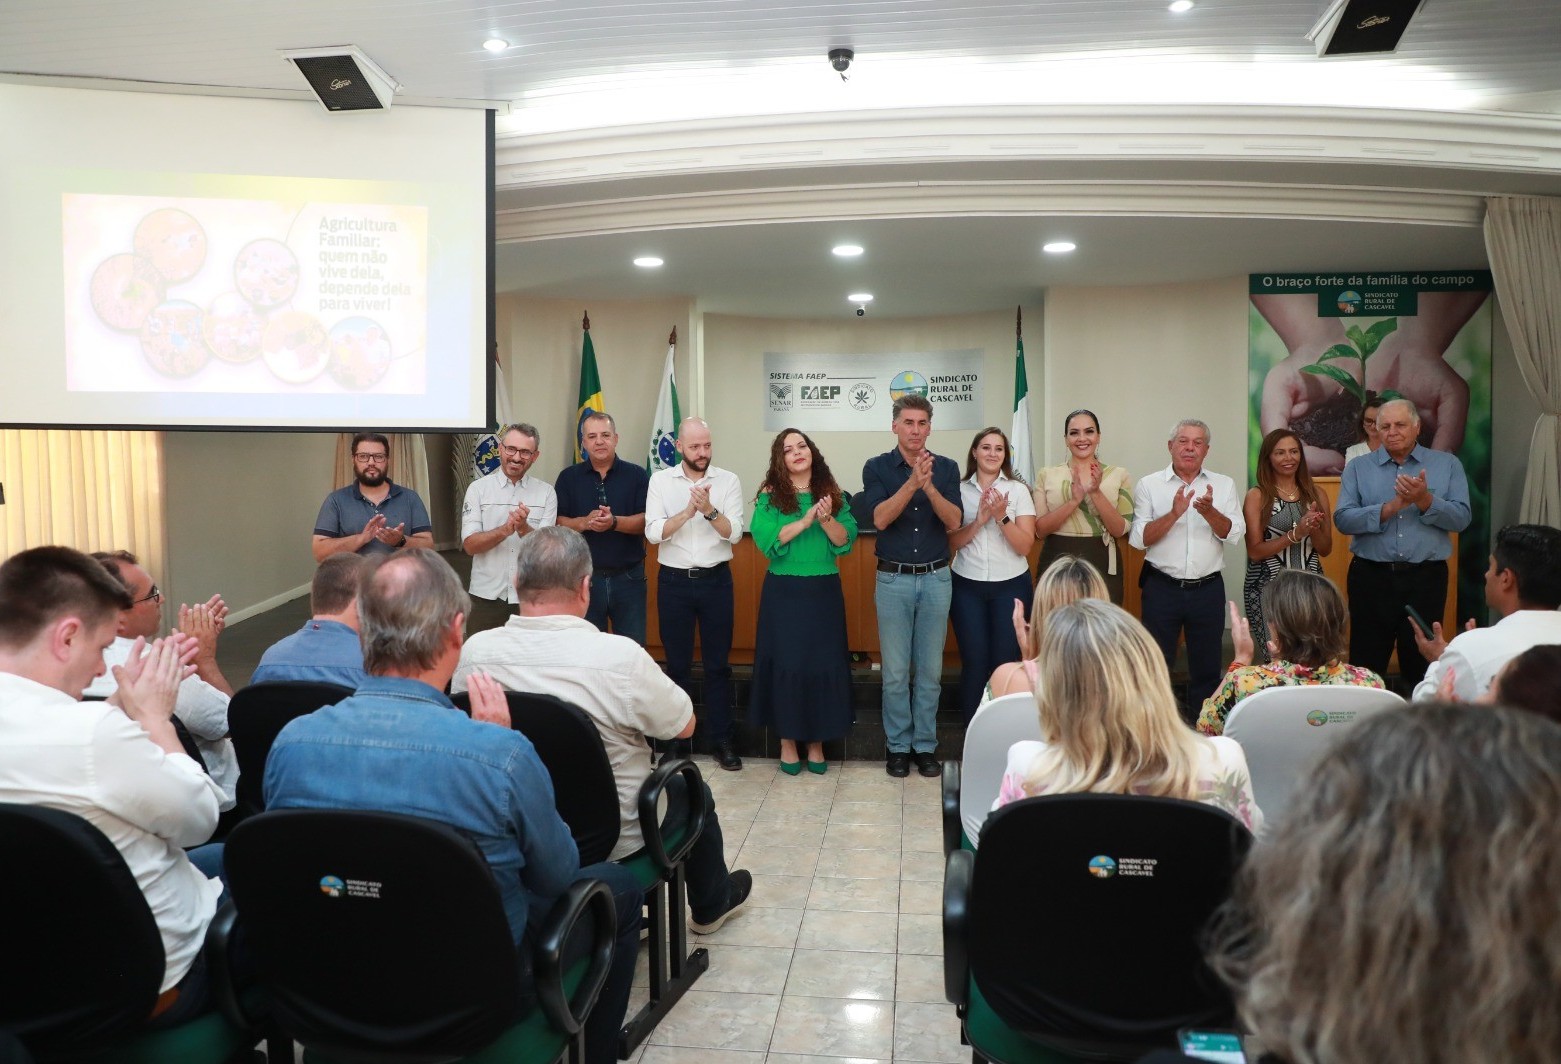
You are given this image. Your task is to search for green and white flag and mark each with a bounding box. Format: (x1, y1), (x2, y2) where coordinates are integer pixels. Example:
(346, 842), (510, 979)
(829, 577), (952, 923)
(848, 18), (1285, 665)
(1011, 308), (1034, 483)
(647, 333), (681, 471)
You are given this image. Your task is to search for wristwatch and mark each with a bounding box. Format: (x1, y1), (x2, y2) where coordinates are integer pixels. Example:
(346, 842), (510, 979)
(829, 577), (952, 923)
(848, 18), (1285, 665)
(1001, 516), (1012, 525)
(703, 508), (722, 522)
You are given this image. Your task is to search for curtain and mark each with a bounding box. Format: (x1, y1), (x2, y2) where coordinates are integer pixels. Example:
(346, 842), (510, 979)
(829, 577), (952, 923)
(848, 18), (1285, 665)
(1484, 196), (1561, 524)
(0, 429), (168, 616)
(331, 433), (432, 505)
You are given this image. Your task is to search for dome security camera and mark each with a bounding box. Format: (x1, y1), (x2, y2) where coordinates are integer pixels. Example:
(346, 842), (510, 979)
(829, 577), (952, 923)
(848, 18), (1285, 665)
(855, 304), (867, 317)
(829, 48), (854, 79)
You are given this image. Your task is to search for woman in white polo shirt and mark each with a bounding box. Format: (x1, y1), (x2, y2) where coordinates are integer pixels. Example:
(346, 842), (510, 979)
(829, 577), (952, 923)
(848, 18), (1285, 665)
(947, 427), (1037, 724)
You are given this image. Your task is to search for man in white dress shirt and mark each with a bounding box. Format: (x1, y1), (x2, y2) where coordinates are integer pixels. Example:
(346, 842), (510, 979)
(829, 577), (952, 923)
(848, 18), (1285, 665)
(1130, 418), (1246, 719)
(461, 423), (559, 633)
(0, 547), (227, 1027)
(87, 550), (239, 811)
(1412, 523), (1561, 701)
(645, 418), (746, 770)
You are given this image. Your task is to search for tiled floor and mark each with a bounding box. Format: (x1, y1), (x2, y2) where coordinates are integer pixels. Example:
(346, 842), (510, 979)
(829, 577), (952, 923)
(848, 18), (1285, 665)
(622, 755), (964, 1064)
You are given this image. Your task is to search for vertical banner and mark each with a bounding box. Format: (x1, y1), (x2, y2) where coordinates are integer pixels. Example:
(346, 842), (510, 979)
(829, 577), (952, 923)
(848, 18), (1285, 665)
(575, 312), (605, 462)
(1248, 270), (1493, 618)
(647, 331), (681, 472)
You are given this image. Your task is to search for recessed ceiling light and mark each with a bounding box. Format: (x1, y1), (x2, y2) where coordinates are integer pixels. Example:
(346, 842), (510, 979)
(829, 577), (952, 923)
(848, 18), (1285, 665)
(633, 256), (664, 268)
(832, 244), (864, 257)
(482, 37), (509, 53)
(1168, 0), (1194, 12)
(1042, 241), (1077, 254)
(847, 292), (874, 303)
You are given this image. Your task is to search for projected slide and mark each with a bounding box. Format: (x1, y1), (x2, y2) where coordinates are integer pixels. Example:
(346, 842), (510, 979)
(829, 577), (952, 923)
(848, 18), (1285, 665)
(65, 192), (428, 394)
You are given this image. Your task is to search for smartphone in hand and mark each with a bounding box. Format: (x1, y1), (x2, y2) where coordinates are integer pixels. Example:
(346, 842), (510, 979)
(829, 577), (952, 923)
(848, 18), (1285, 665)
(1178, 1029), (1248, 1063)
(1404, 603), (1433, 638)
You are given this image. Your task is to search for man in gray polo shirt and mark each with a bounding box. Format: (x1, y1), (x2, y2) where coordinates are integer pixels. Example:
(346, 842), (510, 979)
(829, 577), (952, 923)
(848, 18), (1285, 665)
(312, 432), (434, 560)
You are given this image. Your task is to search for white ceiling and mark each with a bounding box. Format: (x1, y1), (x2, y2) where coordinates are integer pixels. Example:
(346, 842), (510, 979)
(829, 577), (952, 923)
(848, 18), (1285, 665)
(6, 0), (1561, 317)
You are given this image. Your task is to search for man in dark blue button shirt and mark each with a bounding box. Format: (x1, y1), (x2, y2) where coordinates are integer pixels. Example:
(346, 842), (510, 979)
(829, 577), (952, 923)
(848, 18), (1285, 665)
(858, 394), (963, 778)
(554, 412), (651, 645)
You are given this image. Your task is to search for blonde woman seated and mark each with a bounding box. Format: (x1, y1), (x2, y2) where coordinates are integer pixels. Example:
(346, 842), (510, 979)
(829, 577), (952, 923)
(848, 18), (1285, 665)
(1208, 705), (1561, 1064)
(982, 555), (1108, 704)
(994, 599), (1262, 834)
(1197, 569), (1385, 737)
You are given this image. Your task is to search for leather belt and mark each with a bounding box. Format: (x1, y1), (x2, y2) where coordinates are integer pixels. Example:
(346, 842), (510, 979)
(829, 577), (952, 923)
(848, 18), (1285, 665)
(1145, 564), (1221, 589)
(659, 561), (730, 580)
(1357, 558), (1440, 572)
(876, 558), (951, 575)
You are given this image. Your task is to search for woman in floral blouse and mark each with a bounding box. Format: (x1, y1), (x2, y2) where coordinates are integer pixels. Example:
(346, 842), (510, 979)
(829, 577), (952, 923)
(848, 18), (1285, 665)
(995, 598), (1262, 834)
(1198, 569), (1385, 737)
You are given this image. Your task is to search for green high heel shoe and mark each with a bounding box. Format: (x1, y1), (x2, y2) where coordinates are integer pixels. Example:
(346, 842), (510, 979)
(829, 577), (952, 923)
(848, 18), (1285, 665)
(806, 759), (828, 775)
(779, 760), (803, 776)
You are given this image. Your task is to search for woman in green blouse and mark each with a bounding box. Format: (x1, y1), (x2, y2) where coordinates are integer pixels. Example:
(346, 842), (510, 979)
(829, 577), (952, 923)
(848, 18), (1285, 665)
(749, 428), (859, 774)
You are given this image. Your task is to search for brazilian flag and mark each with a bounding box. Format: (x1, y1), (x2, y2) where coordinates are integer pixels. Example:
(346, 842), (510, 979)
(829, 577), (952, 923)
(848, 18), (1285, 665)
(575, 325), (605, 462)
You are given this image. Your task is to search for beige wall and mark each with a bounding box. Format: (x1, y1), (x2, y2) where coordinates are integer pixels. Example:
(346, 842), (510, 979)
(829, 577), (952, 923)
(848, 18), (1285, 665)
(162, 430), (336, 619)
(500, 294), (699, 483)
(702, 309), (1039, 493)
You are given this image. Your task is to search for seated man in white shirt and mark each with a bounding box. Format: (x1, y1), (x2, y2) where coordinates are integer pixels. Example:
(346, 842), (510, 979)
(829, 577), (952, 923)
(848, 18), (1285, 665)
(87, 550), (239, 810)
(0, 546), (227, 1029)
(454, 525), (753, 935)
(1412, 523), (1561, 701)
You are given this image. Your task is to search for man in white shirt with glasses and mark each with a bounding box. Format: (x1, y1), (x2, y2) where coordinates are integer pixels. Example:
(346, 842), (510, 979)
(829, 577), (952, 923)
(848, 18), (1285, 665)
(461, 423), (558, 633)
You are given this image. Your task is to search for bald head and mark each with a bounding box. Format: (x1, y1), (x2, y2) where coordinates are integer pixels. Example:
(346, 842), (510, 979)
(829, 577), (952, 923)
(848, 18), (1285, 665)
(358, 549), (469, 677)
(677, 417), (712, 474)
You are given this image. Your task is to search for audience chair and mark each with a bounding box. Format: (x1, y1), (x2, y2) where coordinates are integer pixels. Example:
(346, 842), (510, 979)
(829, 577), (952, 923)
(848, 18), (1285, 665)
(1223, 685), (1405, 827)
(0, 803), (260, 1064)
(227, 681), (353, 821)
(943, 794), (1253, 1062)
(941, 693), (1042, 855)
(225, 808), (615, 1064)
(451, 690), (710, 1058)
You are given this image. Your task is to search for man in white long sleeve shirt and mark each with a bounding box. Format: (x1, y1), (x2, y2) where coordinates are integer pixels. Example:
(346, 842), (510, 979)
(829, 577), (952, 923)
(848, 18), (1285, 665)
(85, 551), (238, 810)
(1412, 523), (1561, 702)
(0, 546), (226, 1026)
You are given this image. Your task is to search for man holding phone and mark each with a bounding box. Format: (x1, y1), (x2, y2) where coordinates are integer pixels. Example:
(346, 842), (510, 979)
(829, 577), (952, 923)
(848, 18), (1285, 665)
(1334, 398), (1471, 689)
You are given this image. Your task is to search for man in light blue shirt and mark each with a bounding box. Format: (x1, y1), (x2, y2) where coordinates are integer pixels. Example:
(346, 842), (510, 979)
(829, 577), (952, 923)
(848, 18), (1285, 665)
(250, 554), (368, 688)
(1334, 398), (1471, 687)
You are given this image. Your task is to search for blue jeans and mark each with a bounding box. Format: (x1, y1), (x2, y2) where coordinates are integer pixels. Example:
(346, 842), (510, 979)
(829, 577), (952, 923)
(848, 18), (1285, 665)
(875, 566), (953, 754)
(657, 565), (735, 744)
(949, 571), (1034, 724)
(585, 562), (647, 646)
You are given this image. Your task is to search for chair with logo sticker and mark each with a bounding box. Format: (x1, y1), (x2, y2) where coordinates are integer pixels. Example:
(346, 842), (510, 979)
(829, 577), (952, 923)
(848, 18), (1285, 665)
(224, 807), (616, 1064)
(1222, 685), (1403, 826)
(942, 793), (1253, 1062)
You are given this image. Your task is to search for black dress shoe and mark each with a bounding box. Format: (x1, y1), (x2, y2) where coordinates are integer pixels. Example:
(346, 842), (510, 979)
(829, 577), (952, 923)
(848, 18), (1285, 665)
(714, 740), (743, 772)
(915, 752), (942, 778)
(886, 752), (911, 778)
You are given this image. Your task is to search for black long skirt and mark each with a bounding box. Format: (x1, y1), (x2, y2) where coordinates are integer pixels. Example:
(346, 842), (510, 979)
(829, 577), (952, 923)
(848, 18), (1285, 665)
(749, 572), (854, 743)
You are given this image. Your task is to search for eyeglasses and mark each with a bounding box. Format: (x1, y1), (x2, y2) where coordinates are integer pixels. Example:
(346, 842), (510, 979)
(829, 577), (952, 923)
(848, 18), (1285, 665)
(501, 446), (536, 459)
(133, 584), (163, 606)
(353, 452), (389, 464)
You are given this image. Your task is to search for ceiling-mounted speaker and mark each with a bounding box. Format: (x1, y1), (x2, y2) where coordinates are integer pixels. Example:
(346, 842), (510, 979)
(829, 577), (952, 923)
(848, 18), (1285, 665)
(1306, 0), (1426, 57)
(281, 46), (400, 112)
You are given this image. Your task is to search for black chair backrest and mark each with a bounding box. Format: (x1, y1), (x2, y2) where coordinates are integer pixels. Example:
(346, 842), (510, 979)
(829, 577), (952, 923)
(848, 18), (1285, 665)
(970, 794), (1252, 1047)
(225, 808), (523, 1062)
(451, 690), (621, 865)
(0, 804), (165, 1055)
(228, 682), (352, 817)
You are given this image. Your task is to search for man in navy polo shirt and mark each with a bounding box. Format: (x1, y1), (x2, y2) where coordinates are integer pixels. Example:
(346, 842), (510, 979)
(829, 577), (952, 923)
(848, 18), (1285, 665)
(858, 394), (963, 778)
(554, 412), (651, 645)
(311, 432), (434, 561)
